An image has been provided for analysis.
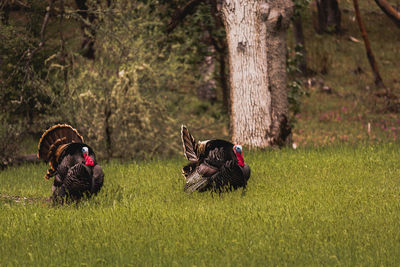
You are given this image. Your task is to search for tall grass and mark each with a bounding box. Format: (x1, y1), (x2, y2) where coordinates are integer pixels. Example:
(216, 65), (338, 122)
(1, 145), (400, 265)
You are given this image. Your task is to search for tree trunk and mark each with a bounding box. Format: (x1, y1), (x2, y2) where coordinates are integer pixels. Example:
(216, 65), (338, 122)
(209, 0), (230, 110)
(75, 0), (96, 59)
(315, 0), (341, 33)
(218, 50), (230, 109)
(197, 46), (217, 101)
(221, 0), (293, 148)
(353, 0), (385, 89)
(197, 32), (218, 101)
(267, 5), (293, 147)
(374, 0), (400, 28)
(0, 4), (10, 25)
(292, 14), (308, 74)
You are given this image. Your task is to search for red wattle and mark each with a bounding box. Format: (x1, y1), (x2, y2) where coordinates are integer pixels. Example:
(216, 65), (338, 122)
(84, 153), (94, 167)
(236, 152), (244, 167)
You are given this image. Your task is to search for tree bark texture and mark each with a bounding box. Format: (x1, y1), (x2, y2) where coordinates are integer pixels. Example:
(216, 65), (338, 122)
(353, 0), (385, 88)
(221, 0), (293, 148)
(267, 4), (293, 147)
(197, 44), (218, 101)
(374, 0), (400, 28)
(315, 0), (341, 33)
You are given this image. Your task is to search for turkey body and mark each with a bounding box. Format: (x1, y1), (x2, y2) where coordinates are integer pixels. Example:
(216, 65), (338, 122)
(181, 125), (250, 193)
(37, 124), (104, 203)
(52, 143), (104, 202)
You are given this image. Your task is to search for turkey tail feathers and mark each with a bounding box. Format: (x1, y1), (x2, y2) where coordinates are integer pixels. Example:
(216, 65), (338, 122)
(181, 125), (198, 162)
(38, 124), (84, 162)
(184, 170), (209, 193)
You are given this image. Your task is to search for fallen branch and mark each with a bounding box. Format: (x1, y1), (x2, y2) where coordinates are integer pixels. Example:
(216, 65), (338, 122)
(374, 0), (400, 28)
(353, 0), (385, 89)
(1, 154), (41, 169)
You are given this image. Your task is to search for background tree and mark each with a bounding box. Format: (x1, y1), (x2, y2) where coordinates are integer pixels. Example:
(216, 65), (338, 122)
(167, 0), (230, 109)
(65, 1), (217, 159)
(1, 0), (225, 161)
(221, 0), (293, 147)
(292, 0), (311, 75)
(0, 0), (61, 130)
(74, 0), (97, 59)
(313, 0), (341, 33)
(197, 31), (217, 102)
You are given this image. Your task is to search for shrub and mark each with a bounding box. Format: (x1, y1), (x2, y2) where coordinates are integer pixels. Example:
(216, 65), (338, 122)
(0, 117), (22, 168)
(64, 2), (201, 160)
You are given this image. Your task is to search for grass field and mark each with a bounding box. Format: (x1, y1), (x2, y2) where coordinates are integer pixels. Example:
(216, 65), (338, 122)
(1, 145), (400, 266)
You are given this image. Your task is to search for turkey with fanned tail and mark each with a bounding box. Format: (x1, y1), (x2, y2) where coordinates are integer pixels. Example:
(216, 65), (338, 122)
(180, 125), (250, 193)
(37, 124), (104, 203)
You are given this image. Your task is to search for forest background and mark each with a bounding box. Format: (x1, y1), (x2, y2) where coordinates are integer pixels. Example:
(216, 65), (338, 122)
(1, 0), (400, 165)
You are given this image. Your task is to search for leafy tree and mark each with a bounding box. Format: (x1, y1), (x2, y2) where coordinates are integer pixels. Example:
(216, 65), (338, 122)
(65, 1), (203, 159)
(166, 0), (230, 109)
(0, 1), (61, 130)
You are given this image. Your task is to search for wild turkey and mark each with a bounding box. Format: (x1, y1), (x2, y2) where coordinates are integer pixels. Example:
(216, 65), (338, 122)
(37, 124), (104, 203)
(180, 125), (250, 193)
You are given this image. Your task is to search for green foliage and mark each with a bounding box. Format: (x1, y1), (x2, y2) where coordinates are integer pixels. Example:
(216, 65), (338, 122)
(1, 145), (400, 265)
(0, 1), (60, 126)
(0, 117), (23, 168)
(293, 0), (312, 18)
(64, 1), (206, 159)
(69, 66), (180, 160)
(287, 45), (309, 117)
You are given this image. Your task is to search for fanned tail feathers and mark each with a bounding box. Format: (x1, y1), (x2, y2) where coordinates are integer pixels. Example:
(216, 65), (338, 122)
(181, 125), (198, 162)
(38, 124), (84, 162)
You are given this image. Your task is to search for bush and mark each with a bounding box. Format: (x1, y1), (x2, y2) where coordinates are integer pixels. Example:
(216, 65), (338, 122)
(64, 2), (202, 160)
(0, 2), (60, 128)
(0, 118), (23, 168)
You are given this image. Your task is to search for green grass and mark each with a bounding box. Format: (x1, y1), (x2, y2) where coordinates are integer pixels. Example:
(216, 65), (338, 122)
(1, 145), (400, 266)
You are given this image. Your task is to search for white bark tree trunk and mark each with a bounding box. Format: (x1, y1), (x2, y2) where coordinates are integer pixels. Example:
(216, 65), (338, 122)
(197, 44), (217, 101)
(221, 0), (293, 147)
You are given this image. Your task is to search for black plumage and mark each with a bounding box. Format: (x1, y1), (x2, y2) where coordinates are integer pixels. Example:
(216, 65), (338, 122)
(37, 124), (104, 203)
(180, 125), (250, 193)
